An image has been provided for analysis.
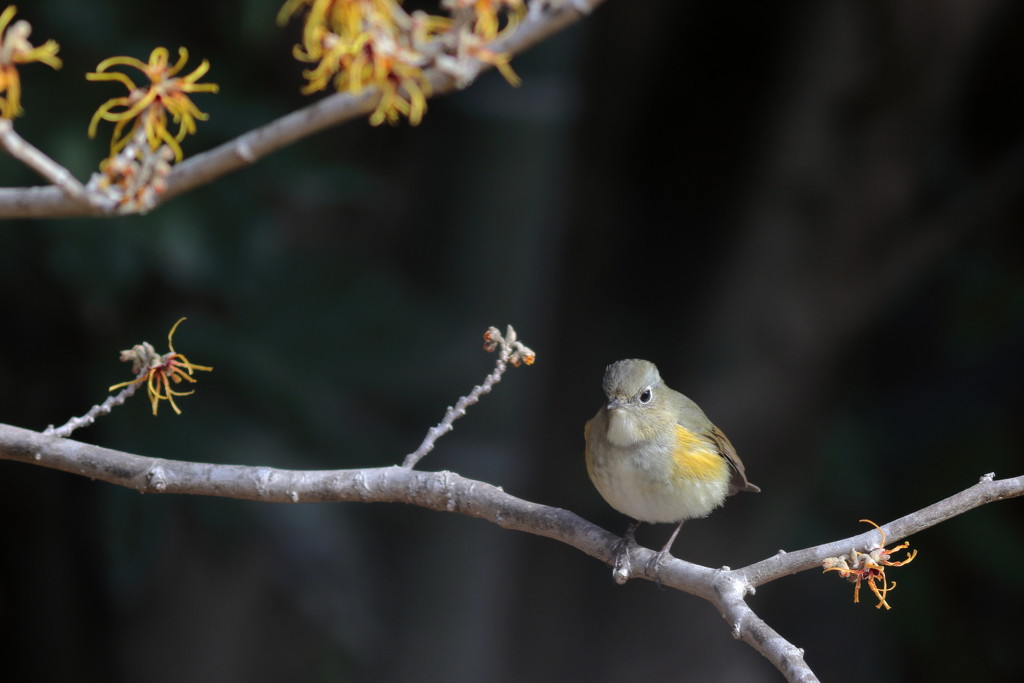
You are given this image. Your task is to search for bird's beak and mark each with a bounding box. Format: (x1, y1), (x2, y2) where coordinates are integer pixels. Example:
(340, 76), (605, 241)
(606, 397), (624, 410)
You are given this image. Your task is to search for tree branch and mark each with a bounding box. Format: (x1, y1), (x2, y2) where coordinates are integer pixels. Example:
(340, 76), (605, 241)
(0, 421), (610, 549)
(0, 0), (607, 219)
(0, 119), (104, 208)
(734, 473), (1024, 588)
(1, 418), (1020, 683)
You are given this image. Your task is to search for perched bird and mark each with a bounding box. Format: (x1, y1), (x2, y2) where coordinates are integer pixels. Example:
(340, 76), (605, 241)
(585, 359), (759, 568)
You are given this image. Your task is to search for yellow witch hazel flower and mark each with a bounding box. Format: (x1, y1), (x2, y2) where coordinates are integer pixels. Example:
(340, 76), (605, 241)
(278, 0), (521, 126)
(109, 317), (214, 416)
(822, 519), (918, 610)
(278, 0), (442, 126)
(87, 47), (219, 163)
(85, 47), (218, 213)
(0, 5), (62, 118)
(436, 0), (522, 86)
(442, 0), (524, 42)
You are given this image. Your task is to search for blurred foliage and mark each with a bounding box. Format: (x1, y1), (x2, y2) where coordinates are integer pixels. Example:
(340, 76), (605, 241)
(2, 0), (1024, 681)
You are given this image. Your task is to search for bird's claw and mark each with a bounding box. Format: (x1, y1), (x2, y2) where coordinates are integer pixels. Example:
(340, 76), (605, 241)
(611, 536), (635, 584)
(645, 549), (670, 588)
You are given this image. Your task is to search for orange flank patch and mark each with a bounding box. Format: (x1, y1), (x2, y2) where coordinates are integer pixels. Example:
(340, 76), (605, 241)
(671, 424), (728, 481)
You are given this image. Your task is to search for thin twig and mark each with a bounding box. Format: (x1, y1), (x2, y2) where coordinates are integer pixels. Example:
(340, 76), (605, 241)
(401, 360), (509, 469)
(402, 325), (534, 468)
(42, 372), (145, 438)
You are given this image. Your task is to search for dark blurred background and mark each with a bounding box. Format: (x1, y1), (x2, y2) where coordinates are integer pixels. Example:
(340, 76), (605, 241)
(2, 0), (1023, 680)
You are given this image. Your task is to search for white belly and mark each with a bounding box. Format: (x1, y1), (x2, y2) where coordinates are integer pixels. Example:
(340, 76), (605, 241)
(590, 444), (729, 523)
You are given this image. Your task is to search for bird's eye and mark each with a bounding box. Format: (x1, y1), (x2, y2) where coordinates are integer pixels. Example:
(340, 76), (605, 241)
(639, 388), (652, 404)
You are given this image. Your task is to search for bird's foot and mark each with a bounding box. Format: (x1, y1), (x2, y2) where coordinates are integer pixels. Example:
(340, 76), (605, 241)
(645, 549), (670, 588)
(610, 521), (641, 584)
(645, 520), (684, 588)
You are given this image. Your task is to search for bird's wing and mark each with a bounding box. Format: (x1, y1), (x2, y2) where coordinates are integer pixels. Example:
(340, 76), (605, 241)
(708, 424), (761, 495)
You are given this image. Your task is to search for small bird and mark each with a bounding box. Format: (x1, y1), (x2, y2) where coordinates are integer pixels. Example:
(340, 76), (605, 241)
(585, 359), (759, 570)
